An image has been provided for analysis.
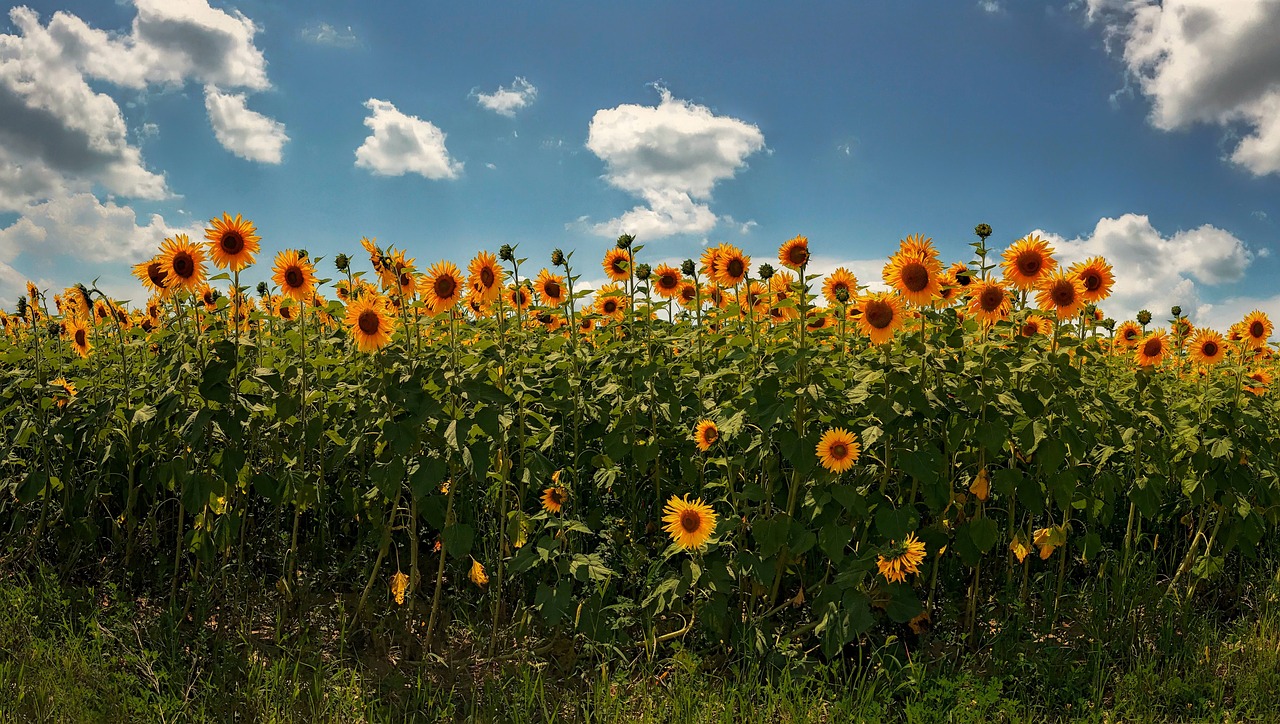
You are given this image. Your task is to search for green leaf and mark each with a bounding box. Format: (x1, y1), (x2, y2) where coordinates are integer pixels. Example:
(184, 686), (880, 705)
(968, 517), (999, 553)
(443, 523), (474, 559)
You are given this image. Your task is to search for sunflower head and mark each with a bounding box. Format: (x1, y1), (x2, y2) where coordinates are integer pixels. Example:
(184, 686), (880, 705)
(1002, 234), (1057, 290)
(856, 292), (904, 345)
(67, 318), (91, 358)
(823, 268), (857, 307)
(159, 234), (207, 293)
(816, 427), (860, 473)
(1019, 315), (1053, 338)
(967, 279), (1010, 325)
(344, 294), (395, 353)
(1035, 270), (1085, 320)
(661, 495), (718, 551)
(602, 247), (632, 282)
(468, 251), (505, 303)
(1134, 330), (1168, 367)
(1069, 256), (1114, 303)
(541, 487), (566, 514)
(778, 235), (810, 270)
(132, 256), (171, 298)
(876, 533), (927, 584)
(713, 244), (750, 287)
(534, 268), (567, 305)
(1242, 310), (1273, 348)
(883, 250), (941, 307)
(420, 261), (463, 312)
(694, 419), (719, 452)
(1191, 329), (1226, 366)
(204, 212), (261, 272)
(273, 249), (318, 302)
(652, 263), (683, 299)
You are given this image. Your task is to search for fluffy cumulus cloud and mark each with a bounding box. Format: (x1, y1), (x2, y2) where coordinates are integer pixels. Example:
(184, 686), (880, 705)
(475, 77), (538, 117)
(1032, 213), (1255, 321)
(204, 87), (288, 163)
(355, 99), (463, 180)
(1086, 0), (1280, 175)
(584, 87), (765, 239)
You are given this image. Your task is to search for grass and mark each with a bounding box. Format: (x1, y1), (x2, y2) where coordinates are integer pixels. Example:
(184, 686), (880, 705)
(1, 559), (1279, 723)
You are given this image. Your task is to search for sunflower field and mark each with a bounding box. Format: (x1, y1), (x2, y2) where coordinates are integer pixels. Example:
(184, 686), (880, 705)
(2, 217), (1279, 664)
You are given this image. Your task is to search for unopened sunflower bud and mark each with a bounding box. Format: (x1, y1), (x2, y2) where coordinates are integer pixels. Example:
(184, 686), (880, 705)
(1136, 309), (1152, 326)
(635, 263), (651, 281)
(615, 233), (634, 250)
(256, 281), (270, 297)
(681, 259), (696, 277)
(975, 223), (992, 240)
(16, 297), (26, 317)
(550, 248), (565, 267)
(46, 321), (60, 338)
(1170, 305), (1182, 318)
(499, 244), (514, 262)
(1100, 318), (1115, 331)
(757, 263), (775, 281)
(834, 286), (850, 304)
(334, 253), (350, 272)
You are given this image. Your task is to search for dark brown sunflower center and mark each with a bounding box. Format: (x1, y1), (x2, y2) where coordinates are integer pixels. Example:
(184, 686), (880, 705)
(611, 258), (627, 275)
(865, 300), (894, 330)
(74, 329), (86, 346)
(1016, 252), (1043, 277)
(603, 299), (618, 314)
(900, 262), (929, 292)
(1124, 329), (1137, 341)
(544, 280), (562, 299)
(658, 273), (678, 290)
(1202, 341), (1219, 357)
(679, 509), (702, 534)
(680, 286), (696, 302)
(480, 267), (495, 287)
(1021, 321), (1038, 336)
(399, 272), (413, 289)
(979, 285), (1005, 312)
(513, 289), (527, 306)
(955, 271), (972, 286)
(703, 426), (718, 444)
(1142, 338), (1162, 357)
(147, 262), (167, 287)
(549, 489), (564, 505)
(434, 275), (456, 299)
(787, 245), (808, 266)
(726, 258), (745, 279)
(285, 267), (304, 289)
(1082, 271), (1101, 291)
(173, 252), (194, 279)
(219, 232), (245, 256)
(1250, 320), (1265, 338)
(357, 310), (380, 335)
(1050, 281), (1076, 306)
(280, 305), (294, 320)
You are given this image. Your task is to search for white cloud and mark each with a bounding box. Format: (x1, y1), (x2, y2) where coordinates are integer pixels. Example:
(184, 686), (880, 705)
(204, 87), (288, 163)
(475, 77), (538, 117)
(355, 98), (462, 180)
(1032, 213), (1255, 322)
(1086, 0), (1280, 175)
(1196, 292), (1280, 336)
(978, 1), (1003, 13)
(583, 86), (765, 240)
(300, 22), (357, 48)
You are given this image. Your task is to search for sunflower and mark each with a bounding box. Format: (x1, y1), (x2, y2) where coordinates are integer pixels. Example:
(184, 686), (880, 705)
(534, 268), (567, 306)
(204, 212), (261, 271)
(1035, 270), (1086, 320)
(418, 261), (463, 312)
(778, 235), (810, 270)
(578, 315), (596, 334)
(1134, 330), (1167, 367)
(677, 280), (699, 309)
(132, 256), (171, 298)
(1189, 329), (1226, 366)
(876, 533), (927, 584)
(822, 267), (857, 306)
(898, 233), (939, 260)
(362, 237), (385, 274)
(51, 377), (77, 408)
(465, 292), (492, 319)
(706, 283), (729, 309)
(1244, 369), (1273, 396)
(469, 558), (489, 586)
(92, 298), (113, 325)
(273, 250), (317, 302)
(67, 318), (91, 358)
(856, 292), (905, 345)
(661, 495), (718, 551)
(1002, 234), (1057, 290)
(602, 248), (632, 282)
(197, 284), (219, 312)
(652, 263), (682, 299)
(967, 279), (1011, 326)
(159, 234), (206, 293)
(699, 245), (723, 280)
(1115, 320), (1142, 348)
(508, 283), (532, 311)
(1069, 256), (1113, 303)
(948, 261), (974, 289)
(816, 427), (860, 473)
(1241, 310), (1273, 348)
(713, 244), (750, 287)
(1019, 315), (1053, 338)
(541, 487), (566, 514)
(738, 281), (769, 319)
(694, 420), (719, 452)
(882, 251), (941, 307)
(468, 251), (505, 303)
(344, 294), (395, 352)
(594, 284), (627, 320)
(381, 250), (417, 298)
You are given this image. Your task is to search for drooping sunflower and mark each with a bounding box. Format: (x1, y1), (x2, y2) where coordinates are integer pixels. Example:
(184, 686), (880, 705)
(344, 295), (395, 352)
(1035, 270), (1086, 320)
(883, 250), (942, 307)
(876, 533), (927, 584)
(694, 419), (719, 452)
(1190, 329), (1226, 366)
(159, 234), (207, 293)
(51, 376), (77, 408)
(419, 261), (464, 312)
(677, 280), (699, 309)
(1241, 310), (1273, 348)
(967, 279), (1011, 326)
(652, 263), (682, 299)
(822, 267), (857, 306)
(67, 318), (91, 358)
(132, 256), (171, 298)
(541, 485), (566, 514)
(856, 292), (905, 345)
(816, 427), (860, 473)
(1115, 320), (1143, 348)
(602, 247), (632, 282)
(467, 251), (505, 303)
(699, 245), (723, 280)
(713, 244), (750, 287)
(1069, 256), (1114, 303)
(778, 235), (810, 270)
(1002, 234), (1057, 290)
(534, 268), (567, 306)
(361, 237), (386, 274)
(273, 250), (317, 302)
(382, 250), (417, 298)
(204, 212), (261, 271)
(1244, 369), (1273, 396)
(1134, 330), (1168, 367)
(1019, 315), (1053, 338)
(594, 283), (627, 320)
(661, 495), (718, 551)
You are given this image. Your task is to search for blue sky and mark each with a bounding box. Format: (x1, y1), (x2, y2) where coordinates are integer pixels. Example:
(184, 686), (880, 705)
(2, 0), (1279, 328)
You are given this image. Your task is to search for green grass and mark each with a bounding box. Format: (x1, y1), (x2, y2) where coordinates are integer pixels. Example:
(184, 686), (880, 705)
(1, 563), (1279, 723)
